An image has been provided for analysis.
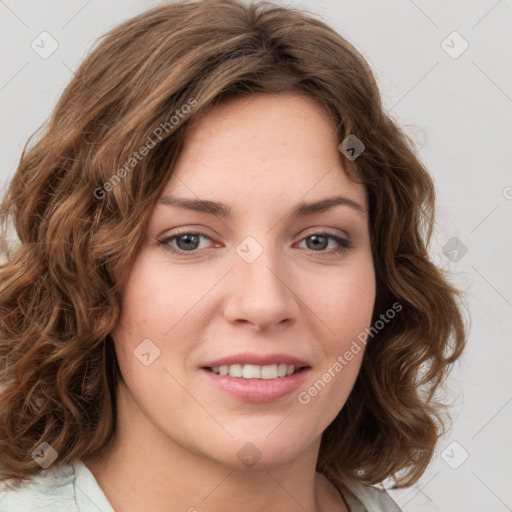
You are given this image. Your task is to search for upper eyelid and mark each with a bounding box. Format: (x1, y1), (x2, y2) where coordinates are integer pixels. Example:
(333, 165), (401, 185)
(161, 227), (350, 242)
(161, 223), (350, 238)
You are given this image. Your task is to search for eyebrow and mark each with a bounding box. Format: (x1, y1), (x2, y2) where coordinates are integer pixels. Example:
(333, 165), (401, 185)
(158, 194), (368, 217)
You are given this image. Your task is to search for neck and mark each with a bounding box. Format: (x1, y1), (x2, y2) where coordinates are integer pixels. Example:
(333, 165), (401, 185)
(82, 380), (347, 512)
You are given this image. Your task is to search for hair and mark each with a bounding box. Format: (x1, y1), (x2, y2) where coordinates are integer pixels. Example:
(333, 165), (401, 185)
(0, 0), (466, 489)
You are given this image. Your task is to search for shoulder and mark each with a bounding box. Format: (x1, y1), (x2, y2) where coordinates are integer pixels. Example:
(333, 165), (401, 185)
(0, 462), (78, 511)
(0, 459), (113, 512)
(341, 479), (403, 512)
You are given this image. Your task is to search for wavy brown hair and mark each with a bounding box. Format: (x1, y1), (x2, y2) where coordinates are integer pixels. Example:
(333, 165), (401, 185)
(0, 0), (466, 489)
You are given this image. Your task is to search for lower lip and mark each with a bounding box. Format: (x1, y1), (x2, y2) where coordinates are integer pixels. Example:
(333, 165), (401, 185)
(200, 368), (310, 403)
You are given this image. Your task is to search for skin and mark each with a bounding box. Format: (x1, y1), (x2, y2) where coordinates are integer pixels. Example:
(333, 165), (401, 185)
(84, 92), (376, 512)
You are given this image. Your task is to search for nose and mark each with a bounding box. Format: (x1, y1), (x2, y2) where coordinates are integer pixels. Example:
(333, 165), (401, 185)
(223, 244), (300, 331)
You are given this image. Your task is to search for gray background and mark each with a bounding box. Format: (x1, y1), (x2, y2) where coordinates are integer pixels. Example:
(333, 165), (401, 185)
(1, 1), (511, 511)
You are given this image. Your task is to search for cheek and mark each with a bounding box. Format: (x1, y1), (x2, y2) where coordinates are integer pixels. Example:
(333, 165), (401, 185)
(331, 267), (375, 366)
(296, 259), (375, 409)
(333, 273), (375, 344)
(111, 257), (169, 369)
(114, 255), (201, 338)
(306, 257), (376, 342)
(111, 254), (220, 380)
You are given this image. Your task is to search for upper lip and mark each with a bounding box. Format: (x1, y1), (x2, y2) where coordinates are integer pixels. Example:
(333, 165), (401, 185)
(201, 352), (311, 368)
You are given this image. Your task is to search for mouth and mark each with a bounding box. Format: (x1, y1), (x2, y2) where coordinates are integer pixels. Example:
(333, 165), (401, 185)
(199, 355), (311, 402)
(203, 363), (308, 379)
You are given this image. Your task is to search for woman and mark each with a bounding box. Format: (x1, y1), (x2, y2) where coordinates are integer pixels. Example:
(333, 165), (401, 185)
(0, 1), (466, 510)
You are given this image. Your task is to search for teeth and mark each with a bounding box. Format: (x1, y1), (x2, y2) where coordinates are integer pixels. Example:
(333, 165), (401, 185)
(229, 364), (243, 377)
(209, 363), (299, 379)
(278, 363), (288, 377)
(243, 364), (261, 379)
(260, 364), (278, 379)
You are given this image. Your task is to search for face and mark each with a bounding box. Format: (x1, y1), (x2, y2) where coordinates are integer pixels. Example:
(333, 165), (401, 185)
(112, 92), (376, 469)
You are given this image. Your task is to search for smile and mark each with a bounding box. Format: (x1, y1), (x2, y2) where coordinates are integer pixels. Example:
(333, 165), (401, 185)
(207, 363), (303, 379)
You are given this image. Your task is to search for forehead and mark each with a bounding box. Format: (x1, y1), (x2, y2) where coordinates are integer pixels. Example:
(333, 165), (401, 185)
(162, 93), (367, 211)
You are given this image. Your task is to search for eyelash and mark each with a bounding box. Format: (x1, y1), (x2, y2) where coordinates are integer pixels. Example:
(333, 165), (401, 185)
(158, 230), (351, 256)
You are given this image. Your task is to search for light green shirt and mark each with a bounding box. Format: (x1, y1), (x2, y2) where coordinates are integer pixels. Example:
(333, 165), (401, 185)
(0, 459), (403, 511)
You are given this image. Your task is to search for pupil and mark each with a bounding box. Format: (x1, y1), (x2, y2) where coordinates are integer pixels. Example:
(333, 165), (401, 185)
(177, 234), (199, 250)
(307, 235), (327, 250)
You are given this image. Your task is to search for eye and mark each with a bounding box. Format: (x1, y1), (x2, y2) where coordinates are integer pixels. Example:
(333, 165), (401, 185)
(158, 231), (351, 256)
(159, 232), (216, 254)
(296, 232), (351, 255)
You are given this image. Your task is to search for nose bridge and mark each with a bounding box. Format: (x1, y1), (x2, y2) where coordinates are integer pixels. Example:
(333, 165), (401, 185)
(224, 234), (298, 329)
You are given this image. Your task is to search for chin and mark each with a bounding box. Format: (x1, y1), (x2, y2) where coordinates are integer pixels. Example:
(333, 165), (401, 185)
(195, 428), (318, 471)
